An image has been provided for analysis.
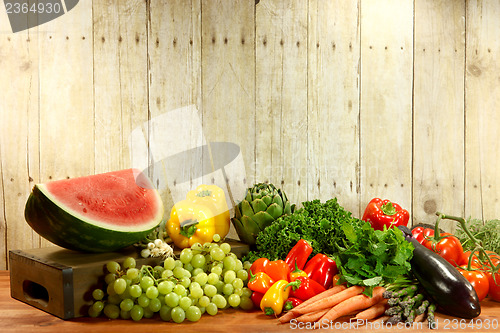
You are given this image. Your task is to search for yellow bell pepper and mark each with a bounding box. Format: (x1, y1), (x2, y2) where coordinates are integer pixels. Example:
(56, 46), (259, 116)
(260, 280), (291, 316)
(185, 184), (230, 239)
(166, 200), (216, 249)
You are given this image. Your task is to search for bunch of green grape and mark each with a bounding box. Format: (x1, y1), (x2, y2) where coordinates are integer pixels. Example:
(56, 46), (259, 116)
(88, 240), (254, 323)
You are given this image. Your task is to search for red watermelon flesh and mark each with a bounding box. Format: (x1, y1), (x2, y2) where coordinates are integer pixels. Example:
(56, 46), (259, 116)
(25, 168), (164, 252)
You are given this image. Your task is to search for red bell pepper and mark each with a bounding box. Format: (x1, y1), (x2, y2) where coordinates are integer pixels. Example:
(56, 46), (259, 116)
(284, 297), (303, 311)
(264, 260), (290, 282)
(285, 276), (326, 301)
(303, 253), (338, 289)
(247, 271), (275, 294)
(362, 198), (409, 231)
(250, 291), (264, 309)
(249, 257), (270, 275)
(284, 239), (313, 271)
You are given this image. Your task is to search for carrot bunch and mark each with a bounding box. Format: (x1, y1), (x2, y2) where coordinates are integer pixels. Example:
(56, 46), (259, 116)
(278, 285), (388, 325)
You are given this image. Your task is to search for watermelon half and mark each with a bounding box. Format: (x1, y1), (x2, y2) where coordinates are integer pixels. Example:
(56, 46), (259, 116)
(25, 168), (164, 252)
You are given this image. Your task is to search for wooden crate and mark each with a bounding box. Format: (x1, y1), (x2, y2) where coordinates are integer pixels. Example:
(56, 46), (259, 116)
(9, 239), (249, 319)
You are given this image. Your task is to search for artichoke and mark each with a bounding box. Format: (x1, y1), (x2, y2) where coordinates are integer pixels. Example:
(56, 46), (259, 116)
(232, 183), (295, 246)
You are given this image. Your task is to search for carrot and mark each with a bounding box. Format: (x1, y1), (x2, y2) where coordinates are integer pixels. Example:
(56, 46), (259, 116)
(295, 309), (329, 323)
(354, 298), (388, 320)
(278, 284), (346, 324)
(318, 286), (386, 323)
(290, 285), (365, 317)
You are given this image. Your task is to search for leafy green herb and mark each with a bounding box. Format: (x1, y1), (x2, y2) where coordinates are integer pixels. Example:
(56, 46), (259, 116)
(455, 218), (500, 254)
(244, 198), (414, 296)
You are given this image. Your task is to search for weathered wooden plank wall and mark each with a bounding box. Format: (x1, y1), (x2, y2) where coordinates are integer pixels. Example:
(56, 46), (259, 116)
(1, 0), (499, 269)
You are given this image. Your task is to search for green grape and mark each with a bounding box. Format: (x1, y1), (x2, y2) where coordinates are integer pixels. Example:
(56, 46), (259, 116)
(198, 295), (210, 308)
(184, 263), (194, 272)
(203, 284), (217, 297)
(174, 260), (183, 268)
(164, 257), (176, 270)
(235, 259), (243, 271)
(199, 306), (206, 315)
(104, 273), (117, 285)
(215, 280), (225, 294)
(88, 306), (101, 318)
(106, 261), (121, 274)
(194, 272), (208, 286)
(103, 303), (120, 319)
(207, 272), (219, 285)
(173, 266), (185, 279)
(158, 280), (174, 295)
(228, 253), (238, 260)
(130, 304), (144, 321)
(191, 242), (203, 253)
(161, 269), (174, 279)
(129, 284), (142, 298)
(191, 254), (206, 268)
(140, 276), (154, 291)
(138, 294), (150, 308)
(232, 277), (244, 289)
(171, 306), (185, 323)
(120, 298), (134, 312)
(239, 295), (254, 310)
(233, 288), (243, 296)
(211, 265), (223, 276)
(179, 296), (192, 310)
(159, 305), (172, 321)
(204, 254), (213, 264)
(243, 261), (252, 271)
(206, 302), (218, 315)
(222, 283), (234, 296)
(210, 247), (225, 261)
(224, 270), (236, 284)
(143, 307), (154, 318)
(220, 242), (231, 254)
(165, 292), (180, 307)
(146, 286), (159, 299)
(222, 256), (236, 271)
(153, 265), (165, 277)
(173, 284), (186, 295)
(241, 287), (252, 298)
(120, 309), (131, 319)
(228, 294), (241, 307)
(180, 248), (193, 264)
(107, 294), (122, 305)
(192, 268), (204, 276)
(212, 233), (221, 242)
(186, 305), (202, 322)
(107, 282), (116, 296)
(92, 289), (104, 301)
(180, 277), (191, 288)
(123, 257), (136, 269)
(92, 301), (104, 313)
(126, 268), (139, 280)
(190, 287), (204, 299)
(113, 278), (127, 294)
(189, 281), (201, 290)
(236, 269), (248, 282)
(148, 297), (162, 312)
(212, 294), (227, 309)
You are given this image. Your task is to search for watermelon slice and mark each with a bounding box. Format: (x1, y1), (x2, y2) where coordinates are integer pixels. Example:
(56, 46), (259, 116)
(25, 169), (164, 252)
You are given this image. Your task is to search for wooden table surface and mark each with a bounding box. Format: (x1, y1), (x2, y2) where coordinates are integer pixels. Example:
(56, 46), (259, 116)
(1, 270), (499, 333)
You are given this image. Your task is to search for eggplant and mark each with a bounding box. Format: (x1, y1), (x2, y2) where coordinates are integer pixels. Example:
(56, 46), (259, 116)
(398, 225), (480, 319)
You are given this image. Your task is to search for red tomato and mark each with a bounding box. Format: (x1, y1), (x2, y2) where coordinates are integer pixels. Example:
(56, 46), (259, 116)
(486, 271), (500, 302)
(411, 226), (435, 244)
(458, 266), (490, 302)
(423, 233), (463, 266)
(461, 250), (500, 268)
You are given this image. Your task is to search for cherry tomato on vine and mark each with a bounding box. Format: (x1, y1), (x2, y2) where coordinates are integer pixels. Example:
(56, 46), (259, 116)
(461, 250), (500, 268)
(422, 233), (463, 266)
(485, 271), (500, 302)
(457, 266), (490, 302)
(411, 226), (435, 244)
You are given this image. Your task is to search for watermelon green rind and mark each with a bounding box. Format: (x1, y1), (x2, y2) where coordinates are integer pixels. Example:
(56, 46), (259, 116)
(24, 169), (164, 253)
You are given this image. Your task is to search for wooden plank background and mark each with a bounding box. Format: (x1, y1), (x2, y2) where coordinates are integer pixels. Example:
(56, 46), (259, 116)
(0, 0), (499, 269)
